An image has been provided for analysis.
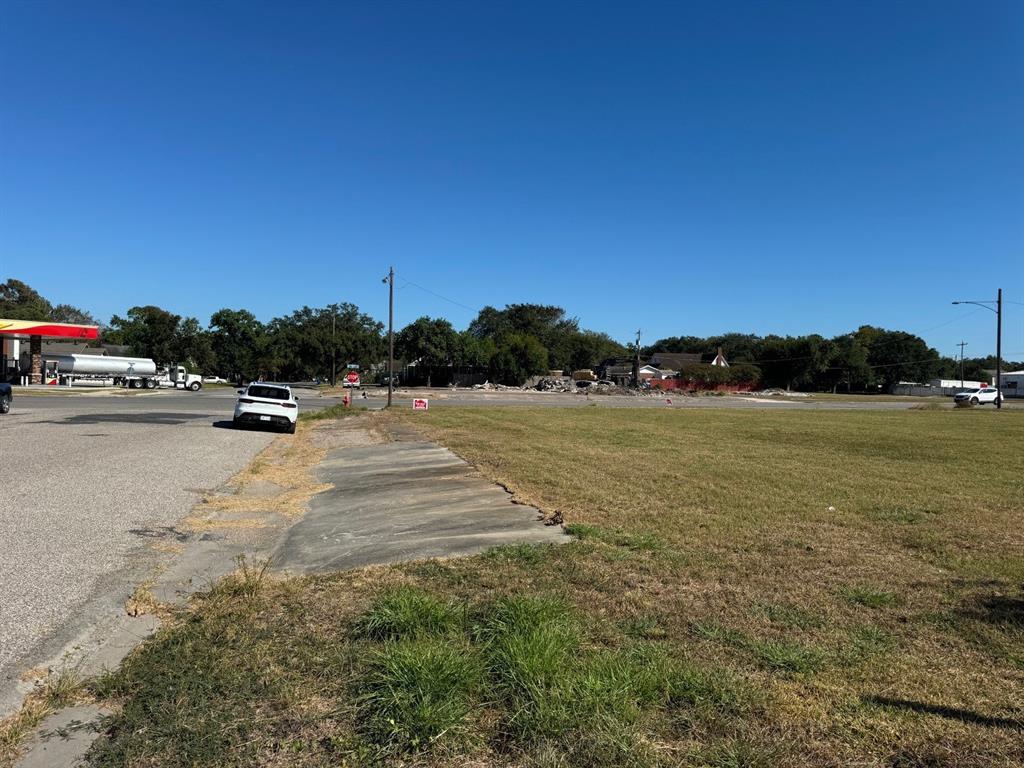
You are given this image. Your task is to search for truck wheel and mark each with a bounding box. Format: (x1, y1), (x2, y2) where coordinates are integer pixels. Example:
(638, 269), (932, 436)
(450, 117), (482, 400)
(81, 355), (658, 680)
(130, 379), (140, 389)
(189, 381), (201, 391)
(0, 396), (9, 414)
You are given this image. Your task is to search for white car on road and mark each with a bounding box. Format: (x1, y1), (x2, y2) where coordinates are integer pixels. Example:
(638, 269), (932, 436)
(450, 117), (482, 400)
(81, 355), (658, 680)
(233, 382), (298, 433)
(953, 387), (1003, 406)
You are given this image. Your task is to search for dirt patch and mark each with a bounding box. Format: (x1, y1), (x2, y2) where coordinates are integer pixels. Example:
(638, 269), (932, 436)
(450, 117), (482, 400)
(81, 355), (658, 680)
(182, 415), (379, 532)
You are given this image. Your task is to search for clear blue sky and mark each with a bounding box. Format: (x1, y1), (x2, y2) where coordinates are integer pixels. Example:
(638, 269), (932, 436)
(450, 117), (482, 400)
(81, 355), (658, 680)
(1, 0), (1021, 359)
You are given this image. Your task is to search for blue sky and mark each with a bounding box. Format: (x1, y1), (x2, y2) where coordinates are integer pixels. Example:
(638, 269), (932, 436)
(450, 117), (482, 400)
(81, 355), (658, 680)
(1, 1), (1021, 359)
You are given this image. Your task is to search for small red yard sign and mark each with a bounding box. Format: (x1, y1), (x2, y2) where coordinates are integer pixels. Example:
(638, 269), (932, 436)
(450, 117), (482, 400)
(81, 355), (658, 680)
(413, 398), (429, 411)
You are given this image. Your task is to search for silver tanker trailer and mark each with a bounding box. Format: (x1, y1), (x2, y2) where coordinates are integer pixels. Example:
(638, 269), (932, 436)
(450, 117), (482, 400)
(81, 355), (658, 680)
(43, 354), (204, 390)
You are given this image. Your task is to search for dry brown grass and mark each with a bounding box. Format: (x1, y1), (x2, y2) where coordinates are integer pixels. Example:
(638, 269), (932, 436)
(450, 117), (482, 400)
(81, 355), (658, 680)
(182, 420), (343, 532)
(80, 407), (1024, 767)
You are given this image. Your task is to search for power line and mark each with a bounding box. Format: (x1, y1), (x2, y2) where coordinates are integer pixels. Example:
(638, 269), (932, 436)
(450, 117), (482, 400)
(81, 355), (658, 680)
(399, 278), (477, 313)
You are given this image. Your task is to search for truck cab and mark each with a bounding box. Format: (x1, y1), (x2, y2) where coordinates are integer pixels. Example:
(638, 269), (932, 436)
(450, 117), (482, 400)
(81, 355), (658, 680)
(160, 365), (203, 391)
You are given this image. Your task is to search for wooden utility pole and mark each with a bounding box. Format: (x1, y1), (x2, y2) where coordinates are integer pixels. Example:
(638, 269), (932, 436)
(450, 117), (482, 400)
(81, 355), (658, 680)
(633, 329), (641, 388)
(387, 267), (395, 408)
(996, 288), (1002, 410)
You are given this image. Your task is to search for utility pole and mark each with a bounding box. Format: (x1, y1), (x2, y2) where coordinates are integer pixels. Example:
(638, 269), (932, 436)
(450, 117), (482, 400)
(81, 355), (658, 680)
(633, 329), (641, 389)
(996, 288), (1002, 410)
(956, 341), (967, 389)
(383, 267), (395, 408)
(331, 311), (336, 388)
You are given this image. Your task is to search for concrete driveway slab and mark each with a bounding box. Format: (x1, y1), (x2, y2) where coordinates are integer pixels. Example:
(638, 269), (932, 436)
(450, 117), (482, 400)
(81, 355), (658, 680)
(273, 434), (564, 574)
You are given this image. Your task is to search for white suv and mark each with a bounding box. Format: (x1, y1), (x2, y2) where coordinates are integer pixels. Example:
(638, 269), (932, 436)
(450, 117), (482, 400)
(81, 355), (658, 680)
(953, 387), (1003, 407)
(233, 382), (298, 433)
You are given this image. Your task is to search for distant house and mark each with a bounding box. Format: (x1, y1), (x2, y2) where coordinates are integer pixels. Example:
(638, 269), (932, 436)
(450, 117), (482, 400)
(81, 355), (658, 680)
(647, 352), (701, 370)
(638, 364), (675, 380)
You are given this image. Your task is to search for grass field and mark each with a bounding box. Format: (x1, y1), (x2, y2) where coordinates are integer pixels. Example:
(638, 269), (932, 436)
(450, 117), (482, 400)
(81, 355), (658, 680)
(76, 407), (1022, 767)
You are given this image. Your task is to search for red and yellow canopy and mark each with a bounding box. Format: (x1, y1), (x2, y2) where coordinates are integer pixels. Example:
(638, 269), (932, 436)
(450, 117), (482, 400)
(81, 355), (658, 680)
(0, 319), (99, 340)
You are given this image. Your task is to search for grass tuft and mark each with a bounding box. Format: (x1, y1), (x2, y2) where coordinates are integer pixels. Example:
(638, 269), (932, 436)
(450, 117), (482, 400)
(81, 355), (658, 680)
(839, 584), (897, 609)
(357, 586), (462, 641)
(357, 637), (482, 755)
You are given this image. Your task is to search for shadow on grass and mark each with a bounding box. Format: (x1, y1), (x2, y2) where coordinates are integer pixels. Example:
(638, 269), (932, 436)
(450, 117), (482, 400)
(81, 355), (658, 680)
(864, 696), (1024, 730)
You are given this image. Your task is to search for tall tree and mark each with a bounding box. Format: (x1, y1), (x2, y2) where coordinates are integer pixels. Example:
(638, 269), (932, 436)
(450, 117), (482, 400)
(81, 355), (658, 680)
(396, 316), (459, 385)
(489, 333), (549, 385)
(0, 279), (53, 320)
(51, 304), (99, 326)
(210, 308), (265, 382)
(108, 306), (182, 362)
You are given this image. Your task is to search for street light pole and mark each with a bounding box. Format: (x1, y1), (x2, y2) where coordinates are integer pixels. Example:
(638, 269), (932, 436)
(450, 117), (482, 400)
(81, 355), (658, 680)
(952, 288), (1003, 410)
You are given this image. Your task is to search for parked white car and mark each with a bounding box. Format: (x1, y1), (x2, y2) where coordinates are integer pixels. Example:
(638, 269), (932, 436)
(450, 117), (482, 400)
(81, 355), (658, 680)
(203, 376), (228, 384)
(953, 387), (1003, 406)
(233, 382), (298, 433)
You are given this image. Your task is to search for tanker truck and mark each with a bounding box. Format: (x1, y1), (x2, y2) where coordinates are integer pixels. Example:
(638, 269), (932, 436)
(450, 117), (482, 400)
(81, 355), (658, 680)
(43, 354), (204, 391)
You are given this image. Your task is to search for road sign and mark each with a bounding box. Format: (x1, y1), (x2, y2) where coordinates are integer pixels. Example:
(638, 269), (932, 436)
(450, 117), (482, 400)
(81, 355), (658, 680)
(345, 371), (360, 385)
(346, 363), (359, 369)
(412, 398), (429, 411)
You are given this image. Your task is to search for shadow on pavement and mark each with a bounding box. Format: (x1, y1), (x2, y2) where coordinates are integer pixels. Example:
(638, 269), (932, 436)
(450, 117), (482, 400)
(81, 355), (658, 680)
(42, 412), (213, 425)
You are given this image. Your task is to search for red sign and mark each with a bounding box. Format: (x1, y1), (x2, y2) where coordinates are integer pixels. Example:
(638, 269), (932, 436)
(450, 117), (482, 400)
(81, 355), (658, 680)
(345, 371), (360, 385)
(412, 398), (429, 411)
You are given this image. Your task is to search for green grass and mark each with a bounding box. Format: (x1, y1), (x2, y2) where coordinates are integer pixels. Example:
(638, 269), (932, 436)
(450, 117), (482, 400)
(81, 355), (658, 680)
(838, 584), (898, 608)
(357, 637), (482, 755)
(356, 586), (463, 640)
(77, 407), (1024, 767)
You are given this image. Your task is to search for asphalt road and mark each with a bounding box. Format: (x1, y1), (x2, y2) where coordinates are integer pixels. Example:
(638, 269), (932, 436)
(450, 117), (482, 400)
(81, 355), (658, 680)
(0, 386), (338, 714)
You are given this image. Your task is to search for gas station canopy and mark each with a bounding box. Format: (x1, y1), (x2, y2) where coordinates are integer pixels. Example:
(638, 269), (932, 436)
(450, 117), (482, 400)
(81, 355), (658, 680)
(0, 319), (99, 340)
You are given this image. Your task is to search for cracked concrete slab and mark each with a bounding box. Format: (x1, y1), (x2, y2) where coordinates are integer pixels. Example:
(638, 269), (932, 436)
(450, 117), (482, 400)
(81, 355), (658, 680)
(272, 433), (565, 574)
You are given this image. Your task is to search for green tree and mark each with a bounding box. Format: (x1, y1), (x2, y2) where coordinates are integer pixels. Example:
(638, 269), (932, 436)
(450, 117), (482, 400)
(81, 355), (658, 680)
(51, 304), (99, 326)
(173, 317), (216, 373)
(0, 279), (53, 320)
(396, 317), (460, 386)
(490, 333), (549, 385)
(468, 304), (580, 370)
(566, 330), (628, 372)
(108, 306), (182, 362)
(855, 326), (943, 389)
(210, 308), (265, 382)
(454, 331), (496, 368)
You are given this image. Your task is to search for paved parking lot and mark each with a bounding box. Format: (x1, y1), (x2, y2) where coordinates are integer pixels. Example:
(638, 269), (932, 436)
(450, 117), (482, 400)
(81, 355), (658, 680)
(0, 387), (337, 714)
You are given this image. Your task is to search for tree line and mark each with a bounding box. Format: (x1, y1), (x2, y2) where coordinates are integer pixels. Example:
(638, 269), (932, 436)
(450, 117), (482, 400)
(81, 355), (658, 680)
(3, 278), (1017, 389)
(645, 330), (1017, 391)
